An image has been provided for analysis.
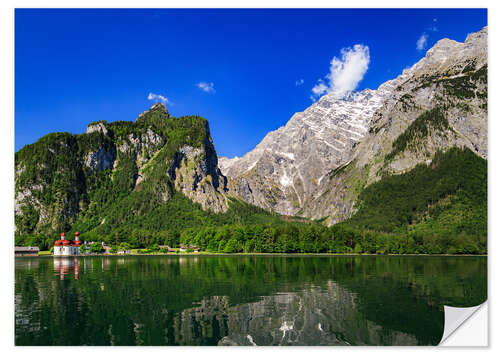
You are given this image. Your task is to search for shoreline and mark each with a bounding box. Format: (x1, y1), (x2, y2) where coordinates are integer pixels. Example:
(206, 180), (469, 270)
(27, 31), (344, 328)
(18, 252), (488, 258)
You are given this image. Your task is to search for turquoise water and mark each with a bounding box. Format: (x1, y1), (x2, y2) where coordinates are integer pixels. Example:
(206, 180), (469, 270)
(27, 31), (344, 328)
(15, 255), (487, 346)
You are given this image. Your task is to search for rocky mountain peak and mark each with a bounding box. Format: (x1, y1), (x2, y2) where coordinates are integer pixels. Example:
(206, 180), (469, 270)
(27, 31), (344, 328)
(425, 38), (461, 58)
(150, 102), (167, 111)
(137, 102), (170, 121)
(86, 121), (109, 136)
(15, 103), (230, 235)
(221, 26), (488, 219)
(396, 26), (487, 82)
(465, 26), (487, 45)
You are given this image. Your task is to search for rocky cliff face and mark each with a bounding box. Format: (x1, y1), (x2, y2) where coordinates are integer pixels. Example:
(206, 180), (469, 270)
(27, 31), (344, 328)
(168, 138), (228, 213)
(221, 27), (488, 224)
(219, 88), (389, 215)
(14, 103), (228, 235)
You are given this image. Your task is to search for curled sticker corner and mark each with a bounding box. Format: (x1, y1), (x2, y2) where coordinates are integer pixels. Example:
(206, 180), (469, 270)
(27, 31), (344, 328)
(439, 302), (487, 345)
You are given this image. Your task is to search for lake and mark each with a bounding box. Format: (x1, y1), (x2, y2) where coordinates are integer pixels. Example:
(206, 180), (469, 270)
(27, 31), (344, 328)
(15, 255), (487, 346)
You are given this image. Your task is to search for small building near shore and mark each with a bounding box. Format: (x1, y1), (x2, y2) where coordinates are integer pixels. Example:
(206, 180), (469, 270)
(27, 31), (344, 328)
(159, 245), (176, 252)
(179, 244), (199, 252)
(15, 246), (39, 256)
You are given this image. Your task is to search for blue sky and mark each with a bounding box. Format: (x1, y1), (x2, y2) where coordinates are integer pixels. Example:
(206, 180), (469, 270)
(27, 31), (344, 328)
(15, 8), (487, 157)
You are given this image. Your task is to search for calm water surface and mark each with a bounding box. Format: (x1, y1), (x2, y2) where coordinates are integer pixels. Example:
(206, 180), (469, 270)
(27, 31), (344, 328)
(15, 255), (487, 346)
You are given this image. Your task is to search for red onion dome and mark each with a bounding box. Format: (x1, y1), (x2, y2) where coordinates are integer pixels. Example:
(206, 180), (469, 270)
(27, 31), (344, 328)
(62, 240), (71, 246)
(61, 232), (65, 237)
(75, 232), (79, 236)
(54, 240), (62, 246)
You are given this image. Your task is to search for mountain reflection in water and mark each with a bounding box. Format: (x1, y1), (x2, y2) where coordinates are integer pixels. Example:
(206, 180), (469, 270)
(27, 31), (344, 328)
(15, 255), (486, 346)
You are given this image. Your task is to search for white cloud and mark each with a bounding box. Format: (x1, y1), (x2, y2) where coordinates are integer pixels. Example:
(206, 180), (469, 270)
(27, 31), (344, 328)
(428, 18), (438, 32)
(416, 33), (428, 51)
(196, 82), (216, 93)
(295, 79), (304, 86)
(311, 80), (328, 97)
(311, 44), (370, 101)
(147, 92), (170, 104)
(415, 20), (438, 52)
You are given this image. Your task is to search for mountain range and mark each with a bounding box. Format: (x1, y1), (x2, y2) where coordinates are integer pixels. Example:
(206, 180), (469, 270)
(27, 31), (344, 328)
(14, 27), (488, 253)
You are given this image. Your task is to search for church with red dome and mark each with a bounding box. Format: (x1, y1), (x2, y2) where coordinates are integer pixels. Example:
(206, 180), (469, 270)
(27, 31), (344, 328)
(53, 232), (82, 256)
